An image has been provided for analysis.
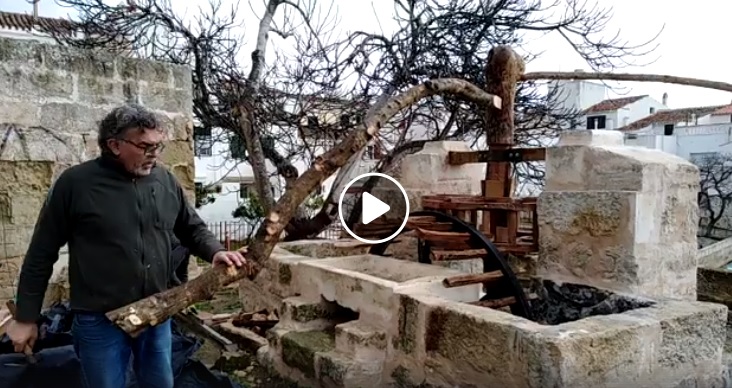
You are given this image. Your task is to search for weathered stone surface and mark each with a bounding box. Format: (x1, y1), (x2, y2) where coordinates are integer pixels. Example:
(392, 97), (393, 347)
(0, 36), (195, 294)
(539, 130), (699, 300)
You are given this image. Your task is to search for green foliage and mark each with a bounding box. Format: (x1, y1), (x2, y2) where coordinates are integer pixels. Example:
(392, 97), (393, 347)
(304, 193), (325, 211)
(194, 183), (216, 208)
(232, 190), (265, 221)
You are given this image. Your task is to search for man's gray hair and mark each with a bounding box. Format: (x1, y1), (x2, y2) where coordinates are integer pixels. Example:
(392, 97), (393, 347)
(98, 104), (161, 152)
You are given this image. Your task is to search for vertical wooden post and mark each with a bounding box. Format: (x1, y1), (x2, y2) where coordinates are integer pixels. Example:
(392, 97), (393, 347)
(481, 46), (525, 243)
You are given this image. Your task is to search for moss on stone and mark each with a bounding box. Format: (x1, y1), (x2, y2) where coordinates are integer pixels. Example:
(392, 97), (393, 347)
(278, 264), (292, 285)
(281, 330), (335, 378)
(317, 353), (346, 386)
(396, 295), (419, 354)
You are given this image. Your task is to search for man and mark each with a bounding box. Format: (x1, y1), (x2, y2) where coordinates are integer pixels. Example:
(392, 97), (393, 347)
(6, 104), (246, 388)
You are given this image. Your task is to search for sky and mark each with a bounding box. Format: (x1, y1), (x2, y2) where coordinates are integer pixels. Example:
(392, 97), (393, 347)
(4, 0), (731, 109)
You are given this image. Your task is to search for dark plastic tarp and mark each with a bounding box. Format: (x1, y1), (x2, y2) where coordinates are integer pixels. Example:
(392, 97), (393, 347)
(0, 302), (243, 388)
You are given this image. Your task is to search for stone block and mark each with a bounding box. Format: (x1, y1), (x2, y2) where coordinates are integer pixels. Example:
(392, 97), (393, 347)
(281, 296), (339, 323)
(0, 256), (22, 291)
(280, 330), (335, 378)
(0, 64), (74, 101)
(0, 38), (44, 67)
(157, 113), (193, 142)
(38, 102), (106, 135)
(315, 350), (383, 387)
(397, 141), (484, 192)
(0, 161), (54, 194)
(140, 81), (193, 113)
(334, 320), (387, 358)
(238, 250), (310, 312)
(540, 133), (700, 300)
(42, 45), (116, 78)
(117, 57), (173, 84)
(0, 225), (34, 259)
(159, 139), (193, 167)
(0, 125), (86, 163)
(0, 101), (41, 125)
(278, 240), (370, 258)
(76, 76), (131, 105)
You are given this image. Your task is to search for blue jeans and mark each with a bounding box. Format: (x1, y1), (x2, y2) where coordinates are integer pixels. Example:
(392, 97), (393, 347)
(71, 312), (174, 388)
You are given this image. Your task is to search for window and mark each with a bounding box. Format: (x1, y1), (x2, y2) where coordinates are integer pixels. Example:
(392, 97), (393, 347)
(586, 115), (606, 129)
(340, 114), (351, 128)
(307, 116), (319, 128)
(193, 127), (212, 157)
(239, 183), (253, 199)
(649, 107), (656, 114)
(663, 124), (674, 136)
(229, 135), (246, 160)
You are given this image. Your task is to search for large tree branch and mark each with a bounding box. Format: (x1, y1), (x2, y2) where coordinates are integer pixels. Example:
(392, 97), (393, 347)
(523, 72), (732, 93)
(105, 78), (501, 335)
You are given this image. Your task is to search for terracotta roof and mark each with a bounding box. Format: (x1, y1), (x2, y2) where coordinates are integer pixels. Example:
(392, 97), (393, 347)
(618, 105), (728, 132)
(0, 11), (76, 34)
(584, 95), (647, 114)
(711, 105), (732, 115)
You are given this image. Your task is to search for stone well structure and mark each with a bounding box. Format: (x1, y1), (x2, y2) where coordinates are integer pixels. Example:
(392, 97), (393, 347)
(260, 131), (727, 387)
(0, 37), (196, 300)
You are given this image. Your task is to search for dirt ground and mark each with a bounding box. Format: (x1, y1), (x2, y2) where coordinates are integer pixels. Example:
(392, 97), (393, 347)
(191, 283), (298, 388)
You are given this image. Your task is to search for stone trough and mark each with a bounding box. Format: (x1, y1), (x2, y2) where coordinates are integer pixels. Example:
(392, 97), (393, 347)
(255, 131), (729, 387)
(259, 252), (727, 388)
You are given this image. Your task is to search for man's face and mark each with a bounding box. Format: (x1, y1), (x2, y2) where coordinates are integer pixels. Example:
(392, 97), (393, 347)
(107, 127), (166, 176)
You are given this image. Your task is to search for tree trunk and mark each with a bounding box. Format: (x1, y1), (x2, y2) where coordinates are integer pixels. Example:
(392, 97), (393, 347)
(106, 78), (502, 335)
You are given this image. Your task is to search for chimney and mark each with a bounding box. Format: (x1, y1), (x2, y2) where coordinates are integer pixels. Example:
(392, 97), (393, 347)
(662, 92), (668, 106)
(32, 0), (40, 17)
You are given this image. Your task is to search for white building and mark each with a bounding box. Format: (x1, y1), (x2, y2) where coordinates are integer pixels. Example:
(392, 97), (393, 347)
(550, 74), (669, 130)
(622, 104), (732, 161)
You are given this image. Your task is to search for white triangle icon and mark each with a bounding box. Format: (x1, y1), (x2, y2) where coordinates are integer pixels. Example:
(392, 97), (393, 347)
(362, 192), (390, 225)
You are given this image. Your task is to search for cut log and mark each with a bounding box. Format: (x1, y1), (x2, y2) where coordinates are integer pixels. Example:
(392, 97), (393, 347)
(442, 270), (503, 288)
(105, 77), (502, 335)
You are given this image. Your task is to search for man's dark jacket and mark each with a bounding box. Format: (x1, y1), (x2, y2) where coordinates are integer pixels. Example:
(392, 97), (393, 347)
(14, 155), (224, 322)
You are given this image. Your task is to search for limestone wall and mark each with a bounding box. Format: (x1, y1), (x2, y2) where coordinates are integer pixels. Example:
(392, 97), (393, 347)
(0, 37), (195, 299)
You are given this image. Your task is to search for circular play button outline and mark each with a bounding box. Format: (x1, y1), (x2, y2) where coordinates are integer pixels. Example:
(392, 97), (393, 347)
(338, 172), (410, 244)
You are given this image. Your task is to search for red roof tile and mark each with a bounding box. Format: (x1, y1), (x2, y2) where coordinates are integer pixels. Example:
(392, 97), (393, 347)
(584, 95), (647, 114)
(711, 105), (732, 115)
(618, 105), (727, 132)
(0, 11), (76, 34)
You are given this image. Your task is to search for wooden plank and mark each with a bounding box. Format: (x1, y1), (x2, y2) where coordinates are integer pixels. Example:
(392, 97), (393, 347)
(448, 148), (546, 165)
(443, 270), (503, 288)
(218, 321), (268, 352)
(432, 249), (487, 261)
(175, 311), (238, 352)
(468, 293), (538, 309)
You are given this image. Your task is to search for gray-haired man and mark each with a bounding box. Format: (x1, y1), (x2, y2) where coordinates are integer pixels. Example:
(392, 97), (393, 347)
(6, 104), (246, 388)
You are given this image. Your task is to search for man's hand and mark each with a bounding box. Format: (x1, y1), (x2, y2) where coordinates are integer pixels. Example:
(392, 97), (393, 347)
(7, 320), (38, 353)
(212, 250), (246, 267)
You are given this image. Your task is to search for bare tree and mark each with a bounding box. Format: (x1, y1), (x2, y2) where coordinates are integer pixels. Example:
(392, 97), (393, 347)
(696, 153), (732, 245)
(51, 0), (342, 224)
(282, 0), (662, 239)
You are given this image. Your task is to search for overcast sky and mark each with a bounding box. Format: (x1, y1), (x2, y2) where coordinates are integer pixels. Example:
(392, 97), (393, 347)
(5, 0), (730, 109)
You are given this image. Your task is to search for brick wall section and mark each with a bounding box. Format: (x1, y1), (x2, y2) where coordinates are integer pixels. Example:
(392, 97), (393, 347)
(0, 37), (195, 298)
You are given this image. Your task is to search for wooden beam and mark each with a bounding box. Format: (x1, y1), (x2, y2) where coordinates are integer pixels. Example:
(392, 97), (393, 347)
(448, 148), (546, 165)
(443, 270), (503, 288)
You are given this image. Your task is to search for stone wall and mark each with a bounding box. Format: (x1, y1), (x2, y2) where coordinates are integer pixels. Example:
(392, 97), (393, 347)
(0, 37), (195, 299)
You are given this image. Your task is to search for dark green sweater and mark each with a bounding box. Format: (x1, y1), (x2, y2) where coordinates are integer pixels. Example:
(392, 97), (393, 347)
(15, 155), (224, 322)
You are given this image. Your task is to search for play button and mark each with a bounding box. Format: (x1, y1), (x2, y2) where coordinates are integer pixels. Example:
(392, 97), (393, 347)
(338, 172), (410, 244)
(361, 192), (391, 225)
